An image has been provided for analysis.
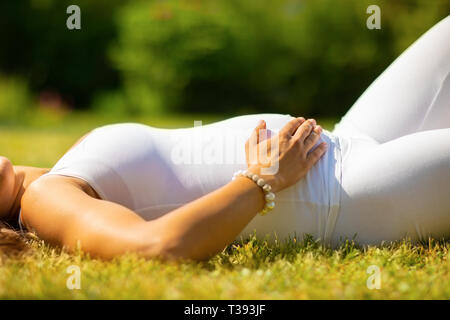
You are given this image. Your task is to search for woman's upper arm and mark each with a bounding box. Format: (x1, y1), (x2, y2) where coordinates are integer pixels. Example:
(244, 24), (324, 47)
(20, 175), (164, 259)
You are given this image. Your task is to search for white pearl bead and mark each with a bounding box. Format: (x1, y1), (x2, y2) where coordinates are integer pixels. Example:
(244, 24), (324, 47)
(257, 178), (265, 186)
(233, 169), (275, 216)
(265, 192), (275, 201)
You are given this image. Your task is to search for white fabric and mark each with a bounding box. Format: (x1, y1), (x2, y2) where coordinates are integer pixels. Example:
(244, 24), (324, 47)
(330, 15), (450, 245)
(46, 114), (343, 245)
(44, 15), (450, 246)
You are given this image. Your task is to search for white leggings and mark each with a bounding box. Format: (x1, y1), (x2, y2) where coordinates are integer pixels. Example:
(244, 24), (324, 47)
(331, 15), (450, 244)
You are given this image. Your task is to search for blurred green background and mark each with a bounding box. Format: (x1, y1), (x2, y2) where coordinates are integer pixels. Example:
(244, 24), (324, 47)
(0, 0), (448, 126)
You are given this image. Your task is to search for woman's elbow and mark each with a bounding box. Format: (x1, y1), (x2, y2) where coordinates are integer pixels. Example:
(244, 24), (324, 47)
(128, 225), (186, 261)
(144, 232), (213, 262)
(146, 236), (199, 262)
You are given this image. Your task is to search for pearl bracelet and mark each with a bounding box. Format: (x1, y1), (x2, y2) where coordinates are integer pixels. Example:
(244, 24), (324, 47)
(232, 169), (276, 216)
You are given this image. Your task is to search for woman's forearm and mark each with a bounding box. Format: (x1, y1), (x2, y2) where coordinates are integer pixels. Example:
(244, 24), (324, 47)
(141, 117), (324, 261)
(150, 176), (265, 261)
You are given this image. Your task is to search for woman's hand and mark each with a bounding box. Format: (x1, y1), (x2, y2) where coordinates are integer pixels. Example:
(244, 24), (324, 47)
(245, 117), (327, 193)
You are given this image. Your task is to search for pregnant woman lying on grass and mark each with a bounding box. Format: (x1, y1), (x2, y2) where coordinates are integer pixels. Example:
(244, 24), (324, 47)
(1, 16), (449, 261)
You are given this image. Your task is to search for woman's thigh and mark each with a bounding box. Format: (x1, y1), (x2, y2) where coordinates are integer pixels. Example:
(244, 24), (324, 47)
(333, 15), (450, 143)
(333, 128), (450, 245)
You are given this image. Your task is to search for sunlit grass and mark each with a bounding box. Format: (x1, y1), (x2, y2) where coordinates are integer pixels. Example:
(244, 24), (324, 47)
(1, 236), (449, 299)
(1, 112), (448, 299)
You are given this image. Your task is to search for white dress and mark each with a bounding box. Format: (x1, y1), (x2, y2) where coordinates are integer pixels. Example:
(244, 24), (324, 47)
(33, 16), (450, 246)
(45, 113), (345, 245)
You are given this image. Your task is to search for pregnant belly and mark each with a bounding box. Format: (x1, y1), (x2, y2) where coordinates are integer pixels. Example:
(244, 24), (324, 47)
(49, 114), (342, 242)
(133, 129), (342, 243)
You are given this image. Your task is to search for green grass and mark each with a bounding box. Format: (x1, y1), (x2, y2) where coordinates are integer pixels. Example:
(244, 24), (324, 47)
(1, 236), (449, 299)
(1, 112), (449, 299)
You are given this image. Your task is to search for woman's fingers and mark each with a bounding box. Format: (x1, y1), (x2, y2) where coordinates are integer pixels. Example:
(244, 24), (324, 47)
(249, 120), (266, 145)
(303, 125), (322, 151)
(292, 118), (316, 141)
(307, 142), (328, 166)
(255, 120), (266, 142)
(280, 117), (305, 136)
(246, 120), (266, 166)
